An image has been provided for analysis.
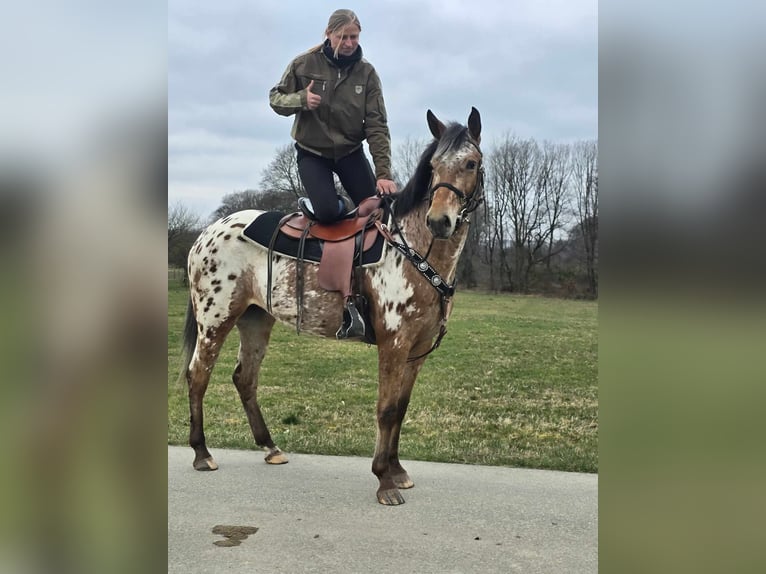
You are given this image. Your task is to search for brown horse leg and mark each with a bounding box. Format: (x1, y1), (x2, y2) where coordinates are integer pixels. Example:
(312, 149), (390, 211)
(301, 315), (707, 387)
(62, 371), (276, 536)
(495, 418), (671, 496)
(372, 346), (410, 505)
(233, 306), (287, 465)
(387, 358), (426, 489)
(187, 331), (229, 471)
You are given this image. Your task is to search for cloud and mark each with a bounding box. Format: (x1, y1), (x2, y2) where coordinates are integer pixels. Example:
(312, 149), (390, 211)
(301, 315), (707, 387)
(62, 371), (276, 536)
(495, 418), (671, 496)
(168, 0), (597, 217)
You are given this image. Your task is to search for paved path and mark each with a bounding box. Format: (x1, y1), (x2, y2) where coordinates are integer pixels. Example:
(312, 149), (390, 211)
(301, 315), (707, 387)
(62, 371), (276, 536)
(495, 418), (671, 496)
(168, 446), (597, 573)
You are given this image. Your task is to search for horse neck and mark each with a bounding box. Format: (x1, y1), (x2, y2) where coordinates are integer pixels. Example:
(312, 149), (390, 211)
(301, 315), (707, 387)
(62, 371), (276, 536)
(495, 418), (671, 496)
(396, 202), (470, 284)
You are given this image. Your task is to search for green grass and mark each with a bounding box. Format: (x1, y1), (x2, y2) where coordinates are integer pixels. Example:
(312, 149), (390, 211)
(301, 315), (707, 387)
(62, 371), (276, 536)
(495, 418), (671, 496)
(168, 280), (597, 473)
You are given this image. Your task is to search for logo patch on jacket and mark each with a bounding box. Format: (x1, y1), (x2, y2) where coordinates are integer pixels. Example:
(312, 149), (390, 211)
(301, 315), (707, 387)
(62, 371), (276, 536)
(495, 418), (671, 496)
(355, 85), (363, 95)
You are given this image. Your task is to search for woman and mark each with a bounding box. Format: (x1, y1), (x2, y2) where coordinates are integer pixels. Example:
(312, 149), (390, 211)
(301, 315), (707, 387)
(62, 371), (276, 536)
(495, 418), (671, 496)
(269, 9), (397, 224)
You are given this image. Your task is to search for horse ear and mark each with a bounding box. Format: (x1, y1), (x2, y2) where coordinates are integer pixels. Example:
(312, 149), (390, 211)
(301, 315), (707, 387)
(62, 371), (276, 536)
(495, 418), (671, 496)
(427, 109), (446, 139)
(468, 107), (481, 144)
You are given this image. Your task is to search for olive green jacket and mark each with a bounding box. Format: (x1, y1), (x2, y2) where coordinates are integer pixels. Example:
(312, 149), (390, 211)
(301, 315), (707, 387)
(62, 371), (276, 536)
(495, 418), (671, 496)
(269, 47), (392, 181)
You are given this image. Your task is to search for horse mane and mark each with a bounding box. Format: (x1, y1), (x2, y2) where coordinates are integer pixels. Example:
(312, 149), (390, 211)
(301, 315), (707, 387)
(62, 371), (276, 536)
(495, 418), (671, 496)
(392, 122), (472, 218)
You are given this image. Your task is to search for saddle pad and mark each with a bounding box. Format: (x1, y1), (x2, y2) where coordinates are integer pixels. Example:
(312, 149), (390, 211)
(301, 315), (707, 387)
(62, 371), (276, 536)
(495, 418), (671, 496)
(241, 211), (385, 266)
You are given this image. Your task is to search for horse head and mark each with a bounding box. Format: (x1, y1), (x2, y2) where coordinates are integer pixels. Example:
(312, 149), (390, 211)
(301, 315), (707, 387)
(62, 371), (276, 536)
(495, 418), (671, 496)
(425, 107), (484, 239)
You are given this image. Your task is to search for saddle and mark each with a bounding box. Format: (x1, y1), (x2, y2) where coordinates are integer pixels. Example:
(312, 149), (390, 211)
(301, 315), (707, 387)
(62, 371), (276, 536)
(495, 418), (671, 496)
(275, 196), (384, 298)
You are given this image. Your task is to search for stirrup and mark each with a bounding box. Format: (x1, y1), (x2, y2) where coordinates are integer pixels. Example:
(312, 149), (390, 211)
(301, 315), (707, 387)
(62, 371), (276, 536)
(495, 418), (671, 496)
(336, 298), (365, 340)
(298, 196), (317, 220)
(338, 194), (357, 218)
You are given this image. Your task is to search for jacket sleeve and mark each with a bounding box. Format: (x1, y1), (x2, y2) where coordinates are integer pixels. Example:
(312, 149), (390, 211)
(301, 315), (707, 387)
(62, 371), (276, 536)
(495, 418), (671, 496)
(363, 68), (393, 180)
(269, 61), (306, 116)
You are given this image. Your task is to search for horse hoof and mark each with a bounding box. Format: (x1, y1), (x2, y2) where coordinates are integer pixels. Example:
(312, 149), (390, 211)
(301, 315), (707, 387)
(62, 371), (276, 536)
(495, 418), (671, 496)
(264, 448), (288, 465)
(393, 473), (414, 489)
(193, 457), (218, 471)
(377, 488), (405, 506)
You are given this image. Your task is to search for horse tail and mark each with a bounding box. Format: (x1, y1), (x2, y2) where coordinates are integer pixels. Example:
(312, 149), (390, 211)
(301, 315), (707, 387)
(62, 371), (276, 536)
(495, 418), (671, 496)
(177, 297), (197, 386)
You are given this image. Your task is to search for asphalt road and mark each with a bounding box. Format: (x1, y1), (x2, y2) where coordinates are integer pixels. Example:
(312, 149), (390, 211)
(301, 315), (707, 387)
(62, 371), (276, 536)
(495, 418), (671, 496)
(168, 446), (597, 573)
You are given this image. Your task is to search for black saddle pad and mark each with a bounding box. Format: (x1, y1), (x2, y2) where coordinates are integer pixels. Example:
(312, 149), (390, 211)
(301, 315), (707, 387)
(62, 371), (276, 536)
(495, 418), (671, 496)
(242, 211), (385, 265)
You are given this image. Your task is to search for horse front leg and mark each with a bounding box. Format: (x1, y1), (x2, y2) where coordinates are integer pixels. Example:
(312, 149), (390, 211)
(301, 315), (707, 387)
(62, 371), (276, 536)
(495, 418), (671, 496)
(387, 358), (427, 490)
(372, 346), (410, 505)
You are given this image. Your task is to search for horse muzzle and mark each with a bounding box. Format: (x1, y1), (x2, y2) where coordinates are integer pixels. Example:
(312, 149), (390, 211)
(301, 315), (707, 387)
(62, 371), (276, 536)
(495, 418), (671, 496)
(426, 211), (456, 239)
(426, 181), (471, 239)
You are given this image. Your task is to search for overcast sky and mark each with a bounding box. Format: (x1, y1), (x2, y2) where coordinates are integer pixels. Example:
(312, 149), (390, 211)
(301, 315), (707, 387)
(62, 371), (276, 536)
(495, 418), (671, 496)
(168, 0), (597, 217)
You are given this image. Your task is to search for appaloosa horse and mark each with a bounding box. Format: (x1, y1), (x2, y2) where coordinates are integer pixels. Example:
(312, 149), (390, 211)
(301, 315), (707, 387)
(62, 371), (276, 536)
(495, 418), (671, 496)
(181, 107), (483, 505)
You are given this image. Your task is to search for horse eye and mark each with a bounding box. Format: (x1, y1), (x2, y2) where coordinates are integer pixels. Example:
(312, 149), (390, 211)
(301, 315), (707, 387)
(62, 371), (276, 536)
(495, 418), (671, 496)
(466, 160), (477, 170)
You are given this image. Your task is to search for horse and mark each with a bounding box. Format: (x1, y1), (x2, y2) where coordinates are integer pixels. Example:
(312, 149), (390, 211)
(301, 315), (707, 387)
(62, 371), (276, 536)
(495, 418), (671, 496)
(181, 107), (484, 505)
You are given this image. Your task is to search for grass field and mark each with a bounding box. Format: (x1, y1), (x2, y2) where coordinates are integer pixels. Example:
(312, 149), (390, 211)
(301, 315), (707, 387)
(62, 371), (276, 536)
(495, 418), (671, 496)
(168, 279), (598, 473)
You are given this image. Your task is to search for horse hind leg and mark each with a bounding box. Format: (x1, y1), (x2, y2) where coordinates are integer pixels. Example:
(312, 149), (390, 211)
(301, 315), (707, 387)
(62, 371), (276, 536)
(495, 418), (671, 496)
(187, 324), (232, 471)
(233, 306), (288, 465)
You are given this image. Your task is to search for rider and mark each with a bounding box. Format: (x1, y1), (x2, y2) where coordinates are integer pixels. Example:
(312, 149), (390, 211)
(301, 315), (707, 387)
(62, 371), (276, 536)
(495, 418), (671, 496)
(269, 8), (397, 223)
(269, 9), (398, 339)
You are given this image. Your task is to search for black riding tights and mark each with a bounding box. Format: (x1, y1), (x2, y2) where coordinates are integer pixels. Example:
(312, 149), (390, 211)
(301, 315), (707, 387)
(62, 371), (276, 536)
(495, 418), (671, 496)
(296, 144), (376, 223)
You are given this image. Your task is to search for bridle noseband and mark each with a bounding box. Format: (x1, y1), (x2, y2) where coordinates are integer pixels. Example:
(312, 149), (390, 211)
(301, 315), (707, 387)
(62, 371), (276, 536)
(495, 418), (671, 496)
(427, 147), (486, 226)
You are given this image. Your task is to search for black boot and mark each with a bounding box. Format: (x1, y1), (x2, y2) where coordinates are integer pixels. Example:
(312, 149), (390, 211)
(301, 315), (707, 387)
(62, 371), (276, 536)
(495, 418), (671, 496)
(336, 297), (365, 340)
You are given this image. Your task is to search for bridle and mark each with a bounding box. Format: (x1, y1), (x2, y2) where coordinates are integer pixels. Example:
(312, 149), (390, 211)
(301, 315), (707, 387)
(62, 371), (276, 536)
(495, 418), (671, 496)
(427, 143), (485, 228)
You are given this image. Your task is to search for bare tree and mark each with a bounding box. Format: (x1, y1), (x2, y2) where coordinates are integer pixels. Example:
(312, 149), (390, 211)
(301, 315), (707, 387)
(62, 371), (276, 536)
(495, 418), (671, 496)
(168, 201), (203, 281)
(512, 139), (546, 292)
(494, 137), (546, 292)
(474, 199), (496, 288)
(392, 136), (428, 189)
(168, 201), (201, 245)
(209, 190), (263, 222)
(490, 136), (574, 292)
(535, 142), (572, 271)
(456, 211), (483, 288)
(260, 143), (304, 199)
(572, 140), (598, 297)
(209, 187), (298, 223)
(208, 136), (598, 296)
(486, 142), (514, 290)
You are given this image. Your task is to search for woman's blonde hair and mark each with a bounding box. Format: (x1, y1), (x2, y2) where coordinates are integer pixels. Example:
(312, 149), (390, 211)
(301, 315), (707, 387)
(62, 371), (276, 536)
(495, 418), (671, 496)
(308, 9), (362, 57)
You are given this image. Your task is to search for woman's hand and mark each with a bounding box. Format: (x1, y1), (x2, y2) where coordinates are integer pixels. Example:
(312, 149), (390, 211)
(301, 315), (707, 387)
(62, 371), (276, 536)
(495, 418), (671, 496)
(376, 178), (397, 195)
(305, 80), (322, 110)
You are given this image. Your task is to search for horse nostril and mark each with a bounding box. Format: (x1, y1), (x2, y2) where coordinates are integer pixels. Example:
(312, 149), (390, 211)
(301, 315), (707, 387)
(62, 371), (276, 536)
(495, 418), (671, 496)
(427, 214), (452, 237)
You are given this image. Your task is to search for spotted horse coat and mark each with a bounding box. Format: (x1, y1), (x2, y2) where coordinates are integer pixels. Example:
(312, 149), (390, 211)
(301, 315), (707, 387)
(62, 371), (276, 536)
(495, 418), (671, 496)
(182, 107), (483, 505)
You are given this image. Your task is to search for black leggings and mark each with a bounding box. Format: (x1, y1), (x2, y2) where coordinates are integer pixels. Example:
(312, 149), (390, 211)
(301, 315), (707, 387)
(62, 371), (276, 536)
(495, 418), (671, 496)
(296, 144), (376, 223)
